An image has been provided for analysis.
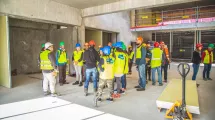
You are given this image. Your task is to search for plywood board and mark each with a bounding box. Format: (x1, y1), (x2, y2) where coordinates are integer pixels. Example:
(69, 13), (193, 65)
(0, 97), (71, 119)
(156, 79), (200, 114)
(3, 104), (104, 120)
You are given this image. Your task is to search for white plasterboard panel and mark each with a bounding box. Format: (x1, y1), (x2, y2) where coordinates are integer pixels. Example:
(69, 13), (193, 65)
(0, 97), (71, 119)
(87, 113), (130, 120)
(156, 100), (200, 114)
(3, 104), (104, 120)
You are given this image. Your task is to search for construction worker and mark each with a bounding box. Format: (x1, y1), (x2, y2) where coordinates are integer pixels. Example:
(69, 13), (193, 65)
(121, 43), (129, 94)
(202, 43), (214, 80)
(72, 43), (84, 86)
(151, 42), (163, 86)
(160, 41), (170, 83)
(83, 40), (100, 96)
(192, 43), (203, 80)
(40, 42), (58, 97)
(128, 45), (134, 74)
(145, 42), (152, 82)
(82, 42), (89, 81)
(113, 42), (127, 96)
(135, 37), (147, 91)
(56, 41), (69, 86)
(95, 46), (115, 102)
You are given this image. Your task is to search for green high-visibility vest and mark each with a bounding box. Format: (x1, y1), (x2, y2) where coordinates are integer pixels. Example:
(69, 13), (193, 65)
(100, 56), (115, 79)
(203, 50), (214, 64)
(40, 50), (54, 70)
(150, 48), (163, 68)
(114, 51), (126, 74)
(73, 50), (83, 66)
(57, 50), (67, 64)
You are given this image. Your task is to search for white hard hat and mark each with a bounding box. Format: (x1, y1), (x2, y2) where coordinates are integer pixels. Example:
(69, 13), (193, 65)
(45, 42), (53, 49)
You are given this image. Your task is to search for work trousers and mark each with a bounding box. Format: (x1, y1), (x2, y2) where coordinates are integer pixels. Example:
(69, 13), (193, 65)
(128, 61), (133, 73)
(43, 72), (56, 94)
(121, 75), (127, 89)
(115, 77), (122, 93)
(192, 63), (200, 80)
(58, 65), (66, 84)
(138, 64), (146, 89)
(203, 64), (212, 79)
(161, 64), (168, 81)
(145, 65), (151, 80)
(74, 64), (82, 82)
(152, 66), (162, 85)
(84, 67), (98, 89)
(98, 79), (113, 98)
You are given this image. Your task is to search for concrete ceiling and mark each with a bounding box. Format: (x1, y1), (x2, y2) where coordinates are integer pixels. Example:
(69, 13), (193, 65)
(52, 0), (122, 9)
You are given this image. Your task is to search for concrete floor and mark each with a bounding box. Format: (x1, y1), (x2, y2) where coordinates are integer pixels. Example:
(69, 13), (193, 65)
(0, 63), (215, 120)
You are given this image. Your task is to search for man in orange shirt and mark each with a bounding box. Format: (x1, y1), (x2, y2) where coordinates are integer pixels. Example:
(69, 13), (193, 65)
(160, 41), (170, 83)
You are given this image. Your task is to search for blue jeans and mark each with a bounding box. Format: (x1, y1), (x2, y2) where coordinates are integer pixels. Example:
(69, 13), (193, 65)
(121, 75), (126, 89)
(138, 64), (146, 88)
(152, 67), (162, 85)
(203, 64), (212, 78)
(192, 64), (200, 80)
(84, 67), (98, 89)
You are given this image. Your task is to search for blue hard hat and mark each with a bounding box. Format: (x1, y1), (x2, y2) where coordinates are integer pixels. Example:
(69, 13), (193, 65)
(102, 46), (111, 55)
(114, 42), (123, 48)
(76, 43), (81, 47)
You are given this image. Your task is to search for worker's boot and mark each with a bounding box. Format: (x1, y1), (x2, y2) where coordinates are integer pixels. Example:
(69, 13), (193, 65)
(84, 88), (88, 96)
(94, 88), (98, 95)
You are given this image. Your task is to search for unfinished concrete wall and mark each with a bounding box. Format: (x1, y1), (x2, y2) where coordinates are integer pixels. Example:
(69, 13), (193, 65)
(84, 11), (135, 46)
(50, 27), (73, 59)
(85, 29), (102, 50)
(9, 18), (49, 74)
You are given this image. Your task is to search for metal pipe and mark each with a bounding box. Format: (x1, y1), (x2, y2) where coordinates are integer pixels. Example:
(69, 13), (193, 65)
(182, 64), (186, 106)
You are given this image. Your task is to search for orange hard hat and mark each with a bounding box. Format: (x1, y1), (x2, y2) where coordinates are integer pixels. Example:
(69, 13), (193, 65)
(89, 40), (96, 46)
(154, 42), (160, 47)
(136, 37), (143, 42)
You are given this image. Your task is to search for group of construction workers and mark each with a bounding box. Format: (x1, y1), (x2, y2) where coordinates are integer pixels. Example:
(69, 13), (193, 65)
(134, 37), (170, 91)
(192, 43), (214, 81)
(38, 36), (172, 100)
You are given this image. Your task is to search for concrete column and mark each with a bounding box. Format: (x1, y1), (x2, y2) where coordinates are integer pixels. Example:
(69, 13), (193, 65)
(130, 10), (136, 28)
(111, 33), (117, 43)
(194, 30), (197, 50)
(78, 18), (85, 47)
(199, 30), (201, 43)
(170, 31), (173, 56)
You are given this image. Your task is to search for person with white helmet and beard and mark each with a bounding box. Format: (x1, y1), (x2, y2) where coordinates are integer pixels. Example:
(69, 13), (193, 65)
(39, 42), (59, 97)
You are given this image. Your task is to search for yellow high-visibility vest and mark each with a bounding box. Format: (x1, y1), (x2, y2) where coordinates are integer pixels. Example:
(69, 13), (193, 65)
(57, 50), (67, 64)
(204, 50), (214, 64)
(100, 56), (115, 79)
(150, 48), (163, 68)
(114, 51), (126, 74)
(73, 50), (83, 66)
(40, 50), (54, 70)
